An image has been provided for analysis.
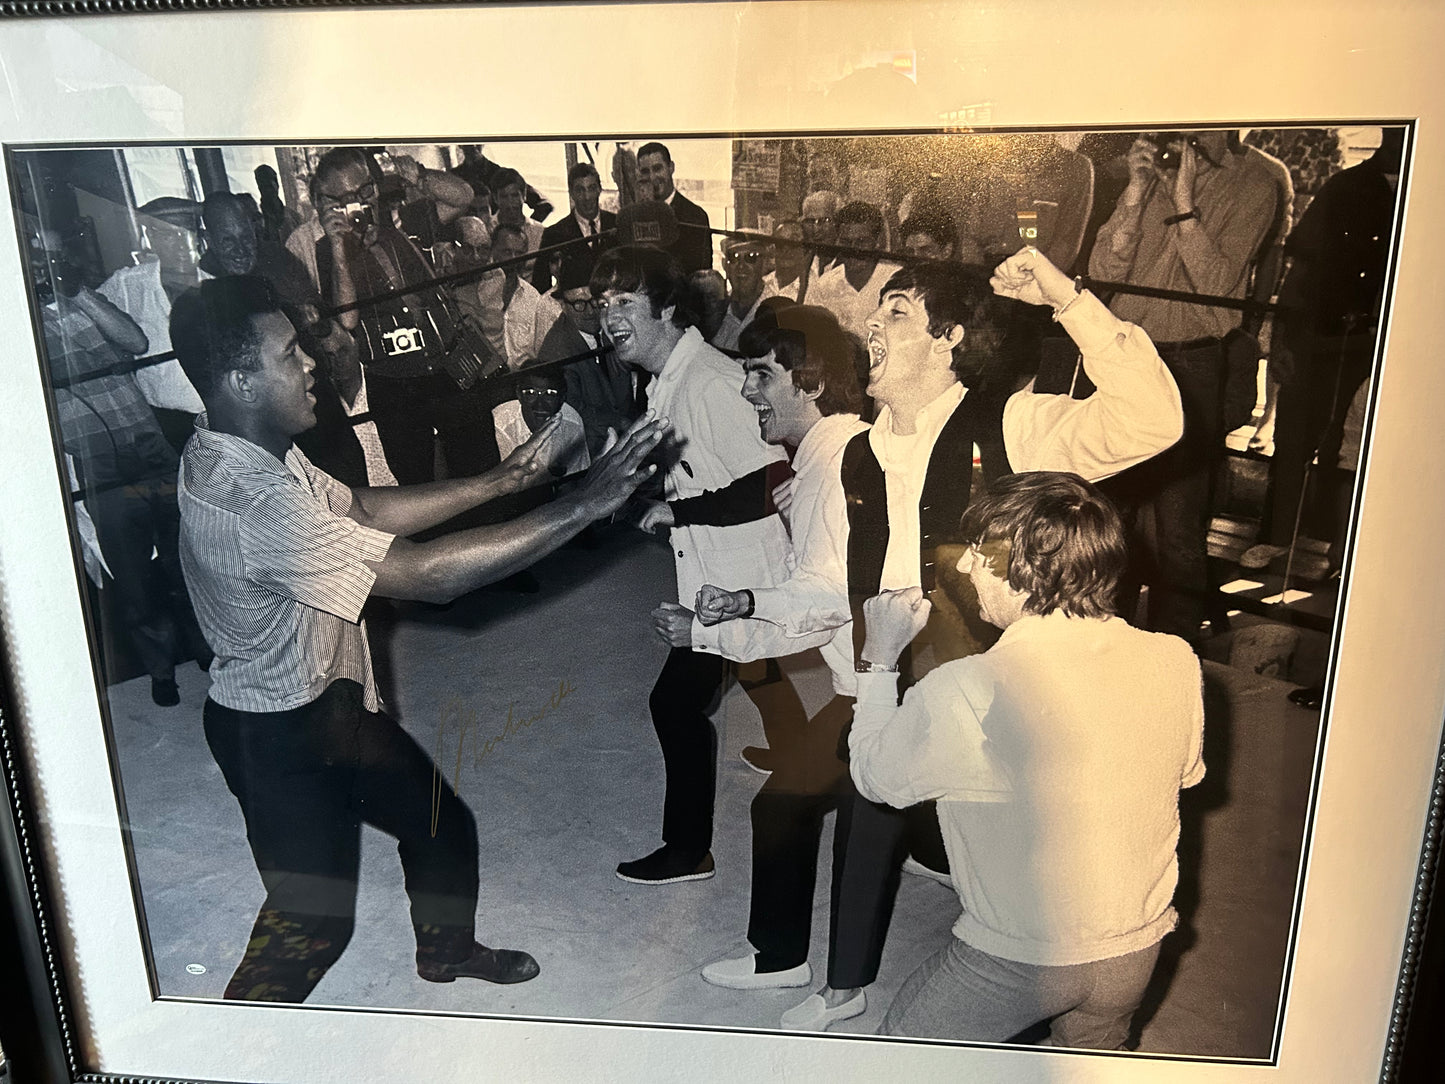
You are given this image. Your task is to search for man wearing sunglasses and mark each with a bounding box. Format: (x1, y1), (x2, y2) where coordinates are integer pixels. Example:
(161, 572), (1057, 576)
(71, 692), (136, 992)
(712, 233), (778, 352)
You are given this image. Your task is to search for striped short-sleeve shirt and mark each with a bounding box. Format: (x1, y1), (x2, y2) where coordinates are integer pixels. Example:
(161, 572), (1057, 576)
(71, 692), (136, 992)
(178, 416), (396, 713)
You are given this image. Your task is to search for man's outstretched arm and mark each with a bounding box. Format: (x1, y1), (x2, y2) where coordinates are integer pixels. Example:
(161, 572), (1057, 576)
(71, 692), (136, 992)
(364, 415), (666, 604)
(346, 412), (567, 537)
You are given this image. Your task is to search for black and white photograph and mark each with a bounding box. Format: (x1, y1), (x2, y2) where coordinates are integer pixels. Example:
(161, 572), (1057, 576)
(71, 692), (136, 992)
(5, 122), (1407, 1058)
(1, 4), (1443, 1083)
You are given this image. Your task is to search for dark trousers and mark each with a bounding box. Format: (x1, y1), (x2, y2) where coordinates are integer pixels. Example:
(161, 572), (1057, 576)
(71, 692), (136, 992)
(81, 429), (206, 681)
(1109, 337), (1226, 641)
(1263, 332), (1373, 547)
(367, 371), (501, 484)
(648, 646), (807, 858)
(747, 695), (852, 972)
(827, 781), (948, 989)
(204, 679), (480, 1002)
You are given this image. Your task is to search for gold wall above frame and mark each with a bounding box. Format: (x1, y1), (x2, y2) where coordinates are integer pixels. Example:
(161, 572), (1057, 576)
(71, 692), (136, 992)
(0, 4), (1443, 1084)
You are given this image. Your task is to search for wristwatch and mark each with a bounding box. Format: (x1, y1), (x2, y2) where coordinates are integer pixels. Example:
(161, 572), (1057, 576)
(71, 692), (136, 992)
(855, 659), (899, 674)
(1164, 208), (1200, 226)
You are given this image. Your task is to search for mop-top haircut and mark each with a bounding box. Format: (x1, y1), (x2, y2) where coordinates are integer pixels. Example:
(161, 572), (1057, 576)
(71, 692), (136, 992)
(957, 472), (1128, 619)
(736, 301), (863, 417)
(169, 275), (283, 400)
(589, 244), (694, 328)
(880, 260), (1011, 383)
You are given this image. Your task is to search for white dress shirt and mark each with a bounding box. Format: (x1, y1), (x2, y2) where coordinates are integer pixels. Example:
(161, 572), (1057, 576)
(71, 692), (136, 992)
(871, 290), (1184, 589)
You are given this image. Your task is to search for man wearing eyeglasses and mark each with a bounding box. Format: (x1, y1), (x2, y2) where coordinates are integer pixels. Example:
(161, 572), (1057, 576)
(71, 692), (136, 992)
(538, 261), (637, 459)
(312, 147), (497, 486)
(712, 233), (778, 352)
(801, 190), (843, 281)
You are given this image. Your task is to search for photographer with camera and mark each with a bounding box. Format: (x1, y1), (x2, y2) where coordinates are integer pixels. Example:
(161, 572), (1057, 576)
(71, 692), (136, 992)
(313, 147), (501, 486)
(1088, 130), (1279, 645)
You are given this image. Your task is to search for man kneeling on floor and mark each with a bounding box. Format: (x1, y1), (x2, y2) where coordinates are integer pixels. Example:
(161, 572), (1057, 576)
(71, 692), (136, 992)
(169, 275), (665, 1002)
(848, 472), (1204, 1046)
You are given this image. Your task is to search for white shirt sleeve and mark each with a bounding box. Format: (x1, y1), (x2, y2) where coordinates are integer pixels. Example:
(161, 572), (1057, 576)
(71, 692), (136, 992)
(849, 666), (1012, 807)
(1001, 290), (1184, 481)
(750, 458), (851, 638)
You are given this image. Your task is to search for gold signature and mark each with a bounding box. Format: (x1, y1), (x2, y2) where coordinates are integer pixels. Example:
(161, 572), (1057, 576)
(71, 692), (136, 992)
(430, 678), (578, 836)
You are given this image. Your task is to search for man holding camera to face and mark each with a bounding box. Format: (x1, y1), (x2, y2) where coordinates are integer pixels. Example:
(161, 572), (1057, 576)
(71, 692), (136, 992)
(312, 147), (499, 486)
(1088, 131), (1279, 644)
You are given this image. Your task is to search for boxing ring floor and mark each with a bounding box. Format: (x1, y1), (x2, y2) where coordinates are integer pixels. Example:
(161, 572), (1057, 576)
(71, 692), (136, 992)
(100, 525), (1320, 1059)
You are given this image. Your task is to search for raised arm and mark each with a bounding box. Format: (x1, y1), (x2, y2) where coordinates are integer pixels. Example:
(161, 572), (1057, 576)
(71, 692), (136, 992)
(991, 246), (1183, 480)
(320, 206), (361, 332)
(394, 155), (474, 226)
(1088, 138), (1158, 282)
(1167, 142), (1279, 300)
(848, 588), (1008, 806)
(71, 286), (149, 356)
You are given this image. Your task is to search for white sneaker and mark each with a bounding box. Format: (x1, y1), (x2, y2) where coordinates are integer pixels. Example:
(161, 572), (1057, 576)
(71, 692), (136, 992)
(701, 954), (811, 990)
(780, 988), (867, 1031)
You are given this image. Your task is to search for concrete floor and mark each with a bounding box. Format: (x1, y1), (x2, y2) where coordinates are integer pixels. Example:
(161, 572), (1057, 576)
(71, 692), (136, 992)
(101, 528), (1320, 1058)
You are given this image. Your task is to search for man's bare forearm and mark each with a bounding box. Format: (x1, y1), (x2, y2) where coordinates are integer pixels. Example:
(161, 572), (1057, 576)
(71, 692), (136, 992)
(349, 467), (530, 537)
(370, 491), (596, 603)
(72, 288), (148, 355)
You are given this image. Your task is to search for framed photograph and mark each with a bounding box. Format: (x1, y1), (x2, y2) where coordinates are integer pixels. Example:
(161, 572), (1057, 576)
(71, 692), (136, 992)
(1, 2), (1443, 1082)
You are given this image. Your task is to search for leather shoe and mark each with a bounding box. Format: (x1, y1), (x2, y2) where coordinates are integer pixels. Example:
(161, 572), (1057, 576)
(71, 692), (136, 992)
(1288, 685), (1324, 711)
(702, 954), (810, 990)
(417, 943), (540, 984)
(616, 846), (715, 885)
(780, 988), (866, 1031)
(150, 677), (180, 707)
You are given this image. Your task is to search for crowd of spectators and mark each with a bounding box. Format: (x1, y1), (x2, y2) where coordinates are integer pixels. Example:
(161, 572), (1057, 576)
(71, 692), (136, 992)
(25, 130), (1398, 699)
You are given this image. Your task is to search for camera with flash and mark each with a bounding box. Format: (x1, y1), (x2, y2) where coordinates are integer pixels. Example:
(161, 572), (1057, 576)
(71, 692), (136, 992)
(1147, 132), (1200, 170)
(342, 201), (374, 233)
(382, 326), (425, 356)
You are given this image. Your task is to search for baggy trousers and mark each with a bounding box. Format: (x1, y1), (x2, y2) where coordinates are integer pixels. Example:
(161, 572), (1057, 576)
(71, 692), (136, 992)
(204, 679), (480, 1002)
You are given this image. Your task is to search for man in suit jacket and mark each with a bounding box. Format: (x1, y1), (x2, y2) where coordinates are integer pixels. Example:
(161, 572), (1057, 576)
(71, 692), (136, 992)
(531, 161), (618, 293)
(638, 141), (713, 273)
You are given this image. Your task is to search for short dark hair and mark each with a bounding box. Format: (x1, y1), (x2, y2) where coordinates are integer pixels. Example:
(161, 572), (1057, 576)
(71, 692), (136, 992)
(491, 221), (525, 247)
(736, 302), (863, 417)
(311, 147), (373, 195)
(169, 276), (282, 399)
(589, 245), (693, 328)
(568, 162), (601, 188)
(899, 206), (957, 252)
(957, 472), (1127, 619)
(835, 201), (883, 237)
(637, 142), (672, 165)
(492, 167), (525, 194)
(879, 262), (1009, 383)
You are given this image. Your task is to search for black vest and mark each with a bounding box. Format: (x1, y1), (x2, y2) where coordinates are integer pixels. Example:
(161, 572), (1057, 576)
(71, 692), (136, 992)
(842, 388), (1011, 662)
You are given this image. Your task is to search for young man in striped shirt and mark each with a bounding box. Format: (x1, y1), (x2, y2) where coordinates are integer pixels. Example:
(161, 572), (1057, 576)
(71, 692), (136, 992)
(169, 275), (664, 1003)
